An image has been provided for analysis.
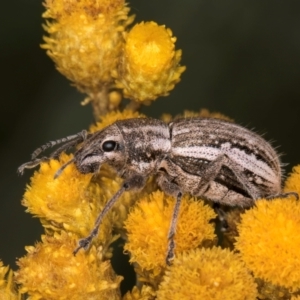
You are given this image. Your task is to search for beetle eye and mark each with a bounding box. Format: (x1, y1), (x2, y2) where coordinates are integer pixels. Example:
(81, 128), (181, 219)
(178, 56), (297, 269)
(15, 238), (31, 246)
(102, 140), (117, 152)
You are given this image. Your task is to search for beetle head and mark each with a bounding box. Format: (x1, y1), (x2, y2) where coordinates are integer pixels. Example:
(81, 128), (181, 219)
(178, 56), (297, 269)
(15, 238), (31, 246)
(74, 124), (126, 174)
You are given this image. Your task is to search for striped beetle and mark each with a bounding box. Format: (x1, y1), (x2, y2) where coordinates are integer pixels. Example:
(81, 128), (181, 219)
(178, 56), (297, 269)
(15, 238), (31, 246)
(18, 117), (297, 263)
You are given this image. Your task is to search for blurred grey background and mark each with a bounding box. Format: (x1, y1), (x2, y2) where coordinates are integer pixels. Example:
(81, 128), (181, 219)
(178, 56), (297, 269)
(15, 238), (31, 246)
(1, 0), (300, 274)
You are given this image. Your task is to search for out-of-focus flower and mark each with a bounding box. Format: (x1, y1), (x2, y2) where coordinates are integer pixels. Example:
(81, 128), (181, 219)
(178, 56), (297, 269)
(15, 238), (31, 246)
(156, 247), (257, 300)
(236, 198), (300, 291)
(42, 0), (134, 96)
(115, 21), (186, 103)
(124, 191), (216, 277)
(15, 232), (123, 300)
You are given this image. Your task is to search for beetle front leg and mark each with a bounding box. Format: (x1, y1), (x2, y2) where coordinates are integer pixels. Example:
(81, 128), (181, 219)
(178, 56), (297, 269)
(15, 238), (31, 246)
(74, 173), (146, 255)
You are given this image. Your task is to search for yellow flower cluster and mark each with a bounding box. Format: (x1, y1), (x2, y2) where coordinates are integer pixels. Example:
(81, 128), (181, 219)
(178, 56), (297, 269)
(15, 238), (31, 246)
(124, 191), (216, 279)
(42, 0), (133, 94)
(15, 232), (123, 300)
(42, 0), (185, 115)
(236, 166), (300, 293)
(114, 21), (186, 102)
(22, 153), (115, 244)
(156, 247), (258, 300)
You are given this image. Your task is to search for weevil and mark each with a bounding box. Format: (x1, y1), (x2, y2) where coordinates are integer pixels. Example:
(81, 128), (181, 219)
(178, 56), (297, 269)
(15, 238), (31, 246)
(18, 117), (297, 263)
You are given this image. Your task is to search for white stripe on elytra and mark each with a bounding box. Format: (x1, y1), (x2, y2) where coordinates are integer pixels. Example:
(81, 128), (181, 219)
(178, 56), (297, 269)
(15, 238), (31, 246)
(134, 138), (171, 152)
(122, 124), (169, 135)
(172, 145), (276, 182)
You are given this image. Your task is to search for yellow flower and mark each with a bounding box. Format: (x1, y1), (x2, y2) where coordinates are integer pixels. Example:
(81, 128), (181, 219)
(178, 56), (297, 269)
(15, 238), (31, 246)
(15, 232), (123, 300)
(115, 21), (186, 102)
(22, 153), (115, 247)
(42, 0), (134, 95)
(124, 191), (216, 276)
(183, 108), (234, 122)
(161, 108), (234, 123)
(89, 109), (145, 132)
(0, 261), (19, 300)
(284, 164), (300, 196)
(235, 198), (300, 291)
(0, 261), (9, 290)
(123, 286), (156, 300)
(156, 247), (258, 300)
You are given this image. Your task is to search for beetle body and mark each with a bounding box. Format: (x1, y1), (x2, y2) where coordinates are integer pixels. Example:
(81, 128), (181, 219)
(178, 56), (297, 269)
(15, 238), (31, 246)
(75, 117), (282, 207)
(19, 117), (286, 262)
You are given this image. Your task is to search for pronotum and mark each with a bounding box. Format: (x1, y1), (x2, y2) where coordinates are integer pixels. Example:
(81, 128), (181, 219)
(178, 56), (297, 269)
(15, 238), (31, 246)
(18, 117), (297, 263)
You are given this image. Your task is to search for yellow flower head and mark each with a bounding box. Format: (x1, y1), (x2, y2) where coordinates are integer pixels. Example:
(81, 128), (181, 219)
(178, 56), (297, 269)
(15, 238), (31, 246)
(161, 108), (234, 123)
(235, 198), (300, 291)
(15, 232), (123, 300)
(284, 164), (300, 196)
(123, 285), (156, 300)
(124, 191), (216, 275)
(0, 261), (9, 290)
(22, 153), (114, 244)
(42, 0), (134, 94)
(115, 21), (186, 102)
(156, 247), (258, 300)
(89, 109), (145, 133)
(0, 261), (18, 300)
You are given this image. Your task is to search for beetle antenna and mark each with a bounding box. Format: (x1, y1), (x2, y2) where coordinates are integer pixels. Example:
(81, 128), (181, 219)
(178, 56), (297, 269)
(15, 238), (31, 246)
(31, 130), (88, 159)
(54, 158), (75, 179)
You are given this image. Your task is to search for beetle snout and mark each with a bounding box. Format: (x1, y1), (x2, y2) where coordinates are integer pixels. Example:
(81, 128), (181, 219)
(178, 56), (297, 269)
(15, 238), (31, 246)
(75, 151), (103, 174)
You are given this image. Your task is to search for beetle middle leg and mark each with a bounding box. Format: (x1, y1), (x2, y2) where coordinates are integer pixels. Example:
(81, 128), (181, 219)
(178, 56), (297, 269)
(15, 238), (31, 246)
(157, 169), (183, 265)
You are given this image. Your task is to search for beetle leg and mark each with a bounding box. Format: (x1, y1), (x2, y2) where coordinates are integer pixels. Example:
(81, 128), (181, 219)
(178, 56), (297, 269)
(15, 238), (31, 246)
(73, 173), (146, 255)
(17, 157), (49, 175)
(157, 172), (183, 265)
(197, 154), (261, 201)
